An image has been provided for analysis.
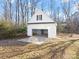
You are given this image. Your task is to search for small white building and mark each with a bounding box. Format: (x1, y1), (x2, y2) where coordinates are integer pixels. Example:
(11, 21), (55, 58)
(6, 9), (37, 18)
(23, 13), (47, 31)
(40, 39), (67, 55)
(27, 9), (57, 38)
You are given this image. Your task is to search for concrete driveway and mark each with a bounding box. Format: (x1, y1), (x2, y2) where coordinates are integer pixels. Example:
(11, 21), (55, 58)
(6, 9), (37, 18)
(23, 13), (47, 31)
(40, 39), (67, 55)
(18, 36), (48, 44)
(0, 36), (48, 46)
(0, 39), (29, 46)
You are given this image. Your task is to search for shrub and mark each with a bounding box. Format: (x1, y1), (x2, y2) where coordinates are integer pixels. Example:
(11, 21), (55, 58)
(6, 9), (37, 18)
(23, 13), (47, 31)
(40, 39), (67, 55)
(0, 20), (17, 39)
(0, 20), (27, 39)
(16, 27), (27, 33)
(57, 23), (66, 33)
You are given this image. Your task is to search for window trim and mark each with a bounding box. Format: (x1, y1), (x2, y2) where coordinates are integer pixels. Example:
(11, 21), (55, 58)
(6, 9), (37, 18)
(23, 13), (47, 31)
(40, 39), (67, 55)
(36, 15), (42, 20)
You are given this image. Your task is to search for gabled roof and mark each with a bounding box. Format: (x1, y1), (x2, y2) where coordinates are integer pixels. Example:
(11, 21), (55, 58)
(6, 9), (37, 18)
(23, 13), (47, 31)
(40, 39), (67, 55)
(28, 8), (56, 24)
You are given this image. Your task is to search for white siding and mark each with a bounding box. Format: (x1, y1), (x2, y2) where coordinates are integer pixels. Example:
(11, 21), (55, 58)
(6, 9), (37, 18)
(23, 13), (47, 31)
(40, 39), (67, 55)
(27, 9), (57, 39)
(28, 9), (54, 23)
(27, 23), (57, 38)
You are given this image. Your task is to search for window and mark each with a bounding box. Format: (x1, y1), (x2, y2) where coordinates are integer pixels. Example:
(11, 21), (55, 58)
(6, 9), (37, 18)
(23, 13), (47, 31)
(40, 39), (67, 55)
(37, 15), (42, 20)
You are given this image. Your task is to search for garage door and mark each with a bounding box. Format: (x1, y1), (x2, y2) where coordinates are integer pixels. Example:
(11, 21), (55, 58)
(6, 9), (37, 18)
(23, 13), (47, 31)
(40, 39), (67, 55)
(32, 29), (48, 37)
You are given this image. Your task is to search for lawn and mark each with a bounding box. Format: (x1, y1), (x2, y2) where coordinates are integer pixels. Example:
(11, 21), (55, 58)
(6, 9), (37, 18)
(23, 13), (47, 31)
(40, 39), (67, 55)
(0, 38), (79, 59)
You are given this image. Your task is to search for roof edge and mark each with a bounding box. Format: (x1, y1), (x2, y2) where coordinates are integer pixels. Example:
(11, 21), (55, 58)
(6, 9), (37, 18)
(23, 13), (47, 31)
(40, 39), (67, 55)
(28, 22), (56, 24)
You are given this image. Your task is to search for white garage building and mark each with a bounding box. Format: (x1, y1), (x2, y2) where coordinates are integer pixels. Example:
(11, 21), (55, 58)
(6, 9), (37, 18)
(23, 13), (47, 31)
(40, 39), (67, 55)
(27, 9), (57, 38)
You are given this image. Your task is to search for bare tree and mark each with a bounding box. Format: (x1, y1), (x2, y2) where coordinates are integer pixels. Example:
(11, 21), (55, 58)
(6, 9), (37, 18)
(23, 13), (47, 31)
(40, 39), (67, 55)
(50, 0), (53, 17)
(76, 2), (79, 10)
(2, 0), (40, 28)
(19, 0), (28, 27)
(3, 0), (12, 21)
(3, 1), (8, 20)
(61, 0), (73, 35)
(41, 0), (44, 11)
(30, 0), (40, 17)
(61, 0), (79, 36)
(15, 0), (20, 27)
(20, 0), (25, 27)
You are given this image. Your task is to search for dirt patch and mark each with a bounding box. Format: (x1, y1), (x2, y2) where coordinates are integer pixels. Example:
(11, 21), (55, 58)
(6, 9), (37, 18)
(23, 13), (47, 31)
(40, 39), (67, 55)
(0, 35), (79, 59)
(0, 39), (78, 59)
(58, 33), (79, 40)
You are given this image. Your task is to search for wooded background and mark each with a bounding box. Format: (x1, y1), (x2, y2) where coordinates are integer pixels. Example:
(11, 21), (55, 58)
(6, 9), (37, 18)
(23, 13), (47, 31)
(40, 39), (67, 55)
(0, 0), (79, 38)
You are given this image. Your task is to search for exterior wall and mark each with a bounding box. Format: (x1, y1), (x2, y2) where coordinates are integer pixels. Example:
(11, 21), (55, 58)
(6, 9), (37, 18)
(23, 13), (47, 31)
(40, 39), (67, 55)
(48, 25), (56, 38)
(27, 23), (57, 38)
(27, 27), (32, 36)
(28, 9), (54, 23)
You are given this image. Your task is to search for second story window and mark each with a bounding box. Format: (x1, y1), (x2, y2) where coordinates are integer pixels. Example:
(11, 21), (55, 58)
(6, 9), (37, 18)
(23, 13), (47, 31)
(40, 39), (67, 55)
(37, 15), (42, 20)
